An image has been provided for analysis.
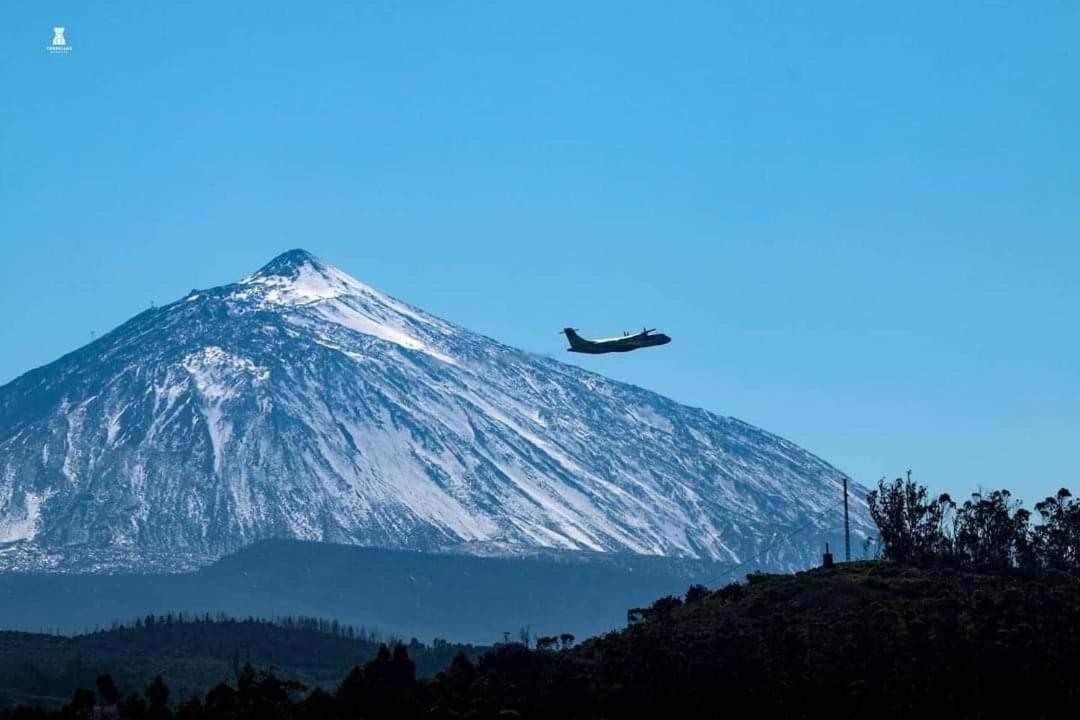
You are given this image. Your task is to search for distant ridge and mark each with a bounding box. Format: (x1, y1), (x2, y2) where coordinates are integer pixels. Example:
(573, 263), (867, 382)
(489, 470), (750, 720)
(0, 539), (730, 643)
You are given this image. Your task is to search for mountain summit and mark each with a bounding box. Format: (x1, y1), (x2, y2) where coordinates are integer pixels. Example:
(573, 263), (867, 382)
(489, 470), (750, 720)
(250, 247), (321, 277)
(0, 250), (871, 572)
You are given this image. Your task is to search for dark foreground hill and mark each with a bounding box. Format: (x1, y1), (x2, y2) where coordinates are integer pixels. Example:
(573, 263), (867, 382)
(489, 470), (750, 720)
(6, 561), (1080, 719)
(553, 562), (1080, 718)
(0, 539), (728, 643)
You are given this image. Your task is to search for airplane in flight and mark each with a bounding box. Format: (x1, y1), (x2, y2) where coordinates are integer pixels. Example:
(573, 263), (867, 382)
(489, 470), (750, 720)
(562, 327), (672, 354)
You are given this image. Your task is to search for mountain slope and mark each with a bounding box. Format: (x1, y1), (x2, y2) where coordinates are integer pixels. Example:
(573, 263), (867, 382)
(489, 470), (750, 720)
(0, 250), (871, 571)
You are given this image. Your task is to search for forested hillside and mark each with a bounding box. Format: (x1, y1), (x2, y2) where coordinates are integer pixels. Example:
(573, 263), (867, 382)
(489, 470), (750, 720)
(0, 615), (479, 711)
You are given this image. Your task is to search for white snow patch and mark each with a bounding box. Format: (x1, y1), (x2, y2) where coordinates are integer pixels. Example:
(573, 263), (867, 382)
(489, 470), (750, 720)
(0, 490), (51, 542)
(242, 259), (450, 329)
(106, 402), (131, 446)
(182, 347), (268, 474)
(311, 301), (457, 365)
(62, 400), (93, 485)
(236, 257), (458, 365)
(182, 347), (269, 401)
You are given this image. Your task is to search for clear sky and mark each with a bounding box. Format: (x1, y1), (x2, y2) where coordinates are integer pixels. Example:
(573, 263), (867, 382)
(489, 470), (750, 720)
(1, 2), (1077, 506)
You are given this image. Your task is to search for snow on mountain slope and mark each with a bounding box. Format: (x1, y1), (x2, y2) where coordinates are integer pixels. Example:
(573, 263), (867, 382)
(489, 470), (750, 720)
(0, 250), (873, 572)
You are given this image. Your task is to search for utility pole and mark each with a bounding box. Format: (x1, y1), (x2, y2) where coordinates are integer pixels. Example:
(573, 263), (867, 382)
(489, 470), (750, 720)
(843, 477), (851, 562)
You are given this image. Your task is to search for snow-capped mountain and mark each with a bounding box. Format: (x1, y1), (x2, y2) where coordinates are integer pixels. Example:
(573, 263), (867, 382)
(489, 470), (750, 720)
(0, 250), (872, 572)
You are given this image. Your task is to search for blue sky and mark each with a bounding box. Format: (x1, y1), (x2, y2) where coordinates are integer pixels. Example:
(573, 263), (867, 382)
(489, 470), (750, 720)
(1, 2), (1077, 505)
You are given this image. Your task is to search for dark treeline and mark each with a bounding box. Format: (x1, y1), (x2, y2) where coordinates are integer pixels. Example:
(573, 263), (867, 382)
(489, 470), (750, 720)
(4, 479), (1080, 719)
(868, 476), (1080, 572)
(89, 613), (385, 645)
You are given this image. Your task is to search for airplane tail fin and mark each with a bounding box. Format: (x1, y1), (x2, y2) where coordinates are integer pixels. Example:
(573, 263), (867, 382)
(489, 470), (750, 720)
(562, 327), (587, 350)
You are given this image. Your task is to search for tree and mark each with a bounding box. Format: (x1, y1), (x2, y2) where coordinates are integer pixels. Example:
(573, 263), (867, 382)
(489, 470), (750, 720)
(867, 476), (954, 565)
(336, 664), (368, 715)
(96, 674), (121, 711)
(299, 687), (336, 720)
(65, 688), (95, 719)
(202, 683), (238, 719)
(517, 626), (532, 648)
(389, 643), (417, 688)
(173, 697), (203, 720)
(444, 653), (476, 687)
(649, 595), (684, 619)
(354, 644), (418, 718)
(118, 693), (148, 720)
(235, 662), (256, 705)
(685, 584), (710, 605)
(953, 490), (1031, 570)
(1034, 488), (1080, 571)
(145, 676), (170, 720)
(535, 636), (558, 652)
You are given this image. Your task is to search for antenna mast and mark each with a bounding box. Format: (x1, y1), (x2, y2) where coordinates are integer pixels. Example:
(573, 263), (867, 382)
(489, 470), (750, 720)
(843, 477), (851, 562)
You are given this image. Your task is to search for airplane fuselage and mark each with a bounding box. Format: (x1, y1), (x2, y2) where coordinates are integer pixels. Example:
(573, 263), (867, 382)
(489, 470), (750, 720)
(563, 328), (671, 354)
